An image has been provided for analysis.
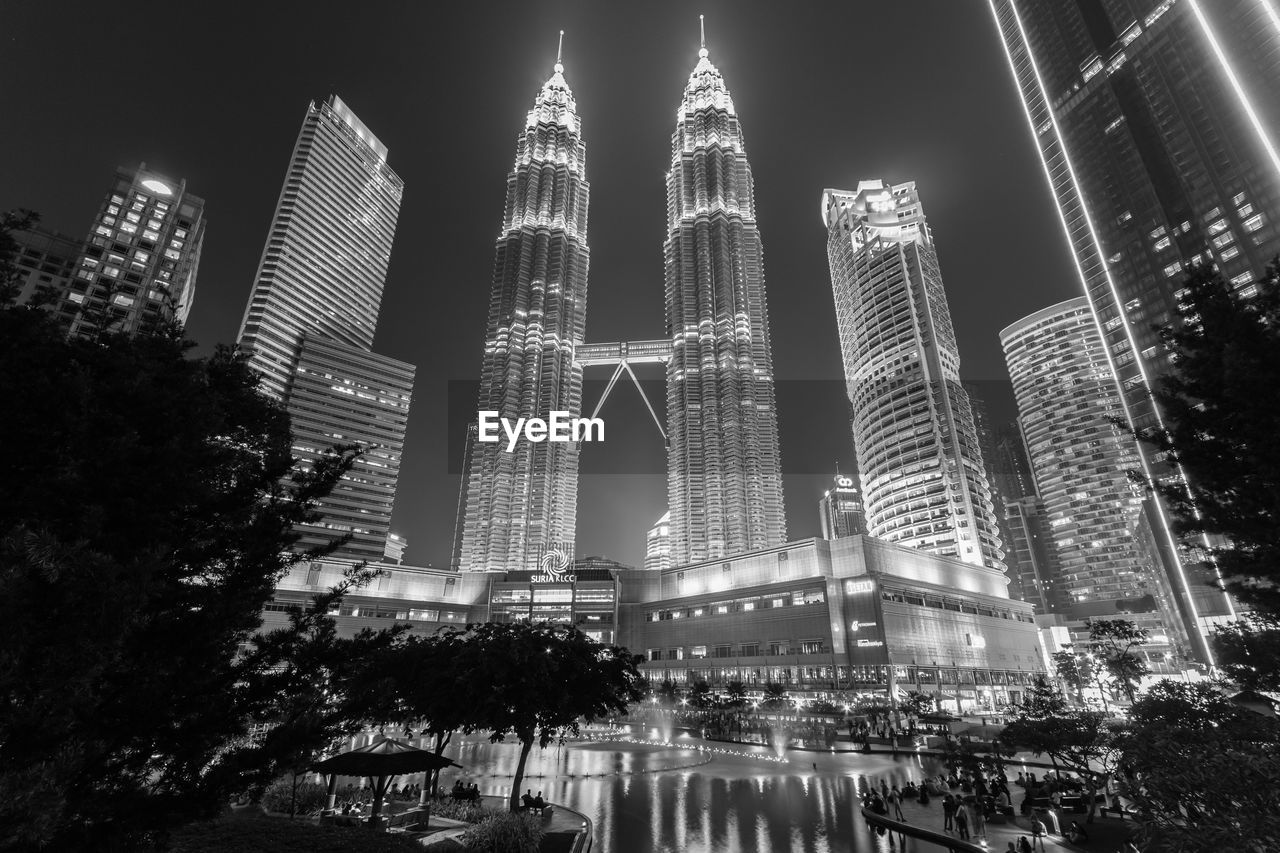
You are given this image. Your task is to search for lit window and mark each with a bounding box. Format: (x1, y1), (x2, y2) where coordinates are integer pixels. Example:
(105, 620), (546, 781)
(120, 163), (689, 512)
(1221, 246), (1240, 261)
(119, 222), (137, 235)
(1244, 214), (1264, 233)
(1153, 236), (1171, 251)
(142, 230), (159, 241)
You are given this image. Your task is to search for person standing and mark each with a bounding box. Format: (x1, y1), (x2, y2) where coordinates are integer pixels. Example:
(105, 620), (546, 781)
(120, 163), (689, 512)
(956, 802), (971, 840)
(890, 786), (905, 821)
(943, 794), (956, 830)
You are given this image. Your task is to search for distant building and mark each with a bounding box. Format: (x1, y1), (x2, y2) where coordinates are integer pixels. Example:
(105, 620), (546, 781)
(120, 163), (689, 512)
(273, 535), (1045, 710)
(822, 181), (1003, 569)
(665, 39), (788, 564)
(1002, 297), (1188, 662)
(9, 227), (80, 307)
(819, 473), (866, 540)
(455, 52), (590, 573)
(59, 163), (206, 338)
(1002, 496), (1060, 614)
(644, 511), (673, 572)
(574, 556), (636, 573)
(237, 96), (413, 563)
(384, 533), (407, 565)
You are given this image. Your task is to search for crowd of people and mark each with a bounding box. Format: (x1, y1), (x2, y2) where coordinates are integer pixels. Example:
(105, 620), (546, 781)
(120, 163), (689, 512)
(861, 764), (1136, 850)
(449, 780), (482, 801)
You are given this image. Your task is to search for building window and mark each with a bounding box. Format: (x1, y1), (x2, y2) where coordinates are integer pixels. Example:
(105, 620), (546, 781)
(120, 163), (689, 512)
(714, 645), (733, 658)
(690, 646), (707, 659)
(799, 640), (824, 655)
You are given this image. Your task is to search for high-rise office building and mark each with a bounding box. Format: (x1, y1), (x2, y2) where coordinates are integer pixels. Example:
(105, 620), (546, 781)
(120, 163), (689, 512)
(988, 0), (1280, 658)
(965, 383), (1045, 606)
(237, 95), (403, 402)
(819, 472), (867, 540)
(9, 227), (80, 308)
(1003, 495), (1060, 613)
(60, 164), (206, 338)
(645, 511), (673, 572)
(455, 50), (590, 572)
(665, 36), (787, 565)
(286, 334), (415, 563)
(822, 181), (1003, 569)
(1001, 297), (1187, 654)
(237, 95), (413, 562)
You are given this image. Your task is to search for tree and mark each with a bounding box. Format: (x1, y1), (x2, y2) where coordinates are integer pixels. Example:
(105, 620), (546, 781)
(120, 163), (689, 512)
(688, 679), (714, 712)
(0, 224), (382, 849)
(1212, 612), (1280, 692)
(1133, 261), (1280, 616)
(0, 210), (40, 305)
(900, 691), (935, 717)
(761, 682), (789, 709)
(1000, 678), (1116, 822)
(352, 630), (471, 797)
(1087, 619), (1150, 705)
(451, 622), (642, 812)
(1052, 647), (1087, 705)
(1116, 680), (1280, 852)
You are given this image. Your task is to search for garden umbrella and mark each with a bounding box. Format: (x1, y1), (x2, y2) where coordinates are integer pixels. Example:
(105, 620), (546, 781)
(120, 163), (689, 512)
(313, 738), (460, 824)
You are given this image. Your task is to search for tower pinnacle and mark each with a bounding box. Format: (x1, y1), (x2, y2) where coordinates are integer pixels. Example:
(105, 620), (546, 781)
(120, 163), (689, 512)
(699, 15), (707, 58)
(555, 29), (564, 74)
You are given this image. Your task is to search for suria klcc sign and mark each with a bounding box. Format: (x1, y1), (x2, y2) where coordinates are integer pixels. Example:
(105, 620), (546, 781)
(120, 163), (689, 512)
(533, 543), (576, 583)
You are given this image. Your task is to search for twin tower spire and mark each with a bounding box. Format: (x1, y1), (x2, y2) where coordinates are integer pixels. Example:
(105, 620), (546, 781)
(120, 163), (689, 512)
(455, 20), (786, 573)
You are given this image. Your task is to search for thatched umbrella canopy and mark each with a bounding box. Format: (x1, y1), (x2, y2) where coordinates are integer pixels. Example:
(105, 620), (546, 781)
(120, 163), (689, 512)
(314, 738), (460, 824)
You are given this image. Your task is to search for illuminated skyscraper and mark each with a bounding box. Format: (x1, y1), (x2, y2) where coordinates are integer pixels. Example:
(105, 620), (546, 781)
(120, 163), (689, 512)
(644, 511), (673, 572)
(822, 181), (1004, 569)
(1002, 297), (1188, 658)
(456, 45), (590, 572)
(665, 33), (787, 565)
(237, 95), (403, 402)
(819, 472), (866, 540)
(60, 163), (205, 338)
(988, 0), (1280, 658)
(237, 95), (414, 562)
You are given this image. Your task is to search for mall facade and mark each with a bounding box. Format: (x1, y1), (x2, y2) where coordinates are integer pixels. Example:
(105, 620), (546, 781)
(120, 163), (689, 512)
(265, 535), (1045, 712)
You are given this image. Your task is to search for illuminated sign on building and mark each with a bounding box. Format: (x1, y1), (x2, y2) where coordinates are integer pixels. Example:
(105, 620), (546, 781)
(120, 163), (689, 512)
(857, 639), (885, 647)
(845, 579), (874, 594)
(532, 542), (577, 584)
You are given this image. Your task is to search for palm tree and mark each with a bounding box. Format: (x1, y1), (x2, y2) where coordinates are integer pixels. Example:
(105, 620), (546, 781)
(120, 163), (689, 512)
(762, 682), (788, 709)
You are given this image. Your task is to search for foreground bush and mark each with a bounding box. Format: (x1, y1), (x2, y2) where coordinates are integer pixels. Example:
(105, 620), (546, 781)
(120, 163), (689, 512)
(460, 811), (544, 853)
(167, 816), (424, 852)
(260, 778), (331, 815)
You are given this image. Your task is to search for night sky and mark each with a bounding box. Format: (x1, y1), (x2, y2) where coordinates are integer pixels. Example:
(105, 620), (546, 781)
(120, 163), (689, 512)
(3, 1), (1081, 569)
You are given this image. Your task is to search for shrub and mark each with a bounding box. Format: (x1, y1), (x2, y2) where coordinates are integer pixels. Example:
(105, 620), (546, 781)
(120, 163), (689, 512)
(429, 797), (494, 823)
(167, 816), (424, 852)
(459, 811), (543, 853)
(260, 777), (331, 816)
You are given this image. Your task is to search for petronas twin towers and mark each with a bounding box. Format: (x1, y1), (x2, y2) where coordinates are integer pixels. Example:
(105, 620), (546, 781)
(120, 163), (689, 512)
(455, 31), (787, 572)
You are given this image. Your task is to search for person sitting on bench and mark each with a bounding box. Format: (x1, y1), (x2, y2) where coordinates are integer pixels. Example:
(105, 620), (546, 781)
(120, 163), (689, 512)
(532, 792), (546, 813)
(521, 790), (535, 810)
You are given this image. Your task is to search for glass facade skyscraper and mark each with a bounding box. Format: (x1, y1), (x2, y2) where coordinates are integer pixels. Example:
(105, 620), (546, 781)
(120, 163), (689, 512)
(237, 95), (414, 562)
(237, 95), (403, 402)
(665, 40), (787, 565)
(455, 54), (590, 573)
(60, 164), (206, 339)
(822, 181), (1003, 570)
(1002, 297), (1187, 657)
(988, 0), (1280, 658)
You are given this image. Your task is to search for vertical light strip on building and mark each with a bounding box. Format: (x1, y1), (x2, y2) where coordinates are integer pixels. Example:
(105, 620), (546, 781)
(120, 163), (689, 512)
(987, 0), (1226, 661)
(1189, 0), (1280, 184)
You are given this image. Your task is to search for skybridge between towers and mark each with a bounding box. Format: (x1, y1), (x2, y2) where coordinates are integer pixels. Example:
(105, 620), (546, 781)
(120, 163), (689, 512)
(576, 339), (671, 443)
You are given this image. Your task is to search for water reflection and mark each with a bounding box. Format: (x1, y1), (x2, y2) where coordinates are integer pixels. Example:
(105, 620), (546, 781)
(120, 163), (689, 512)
(396, 734), (956, 853)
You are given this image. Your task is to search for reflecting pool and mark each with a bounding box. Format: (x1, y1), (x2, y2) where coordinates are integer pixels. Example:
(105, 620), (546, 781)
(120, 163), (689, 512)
(386, 729), (955, 853)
